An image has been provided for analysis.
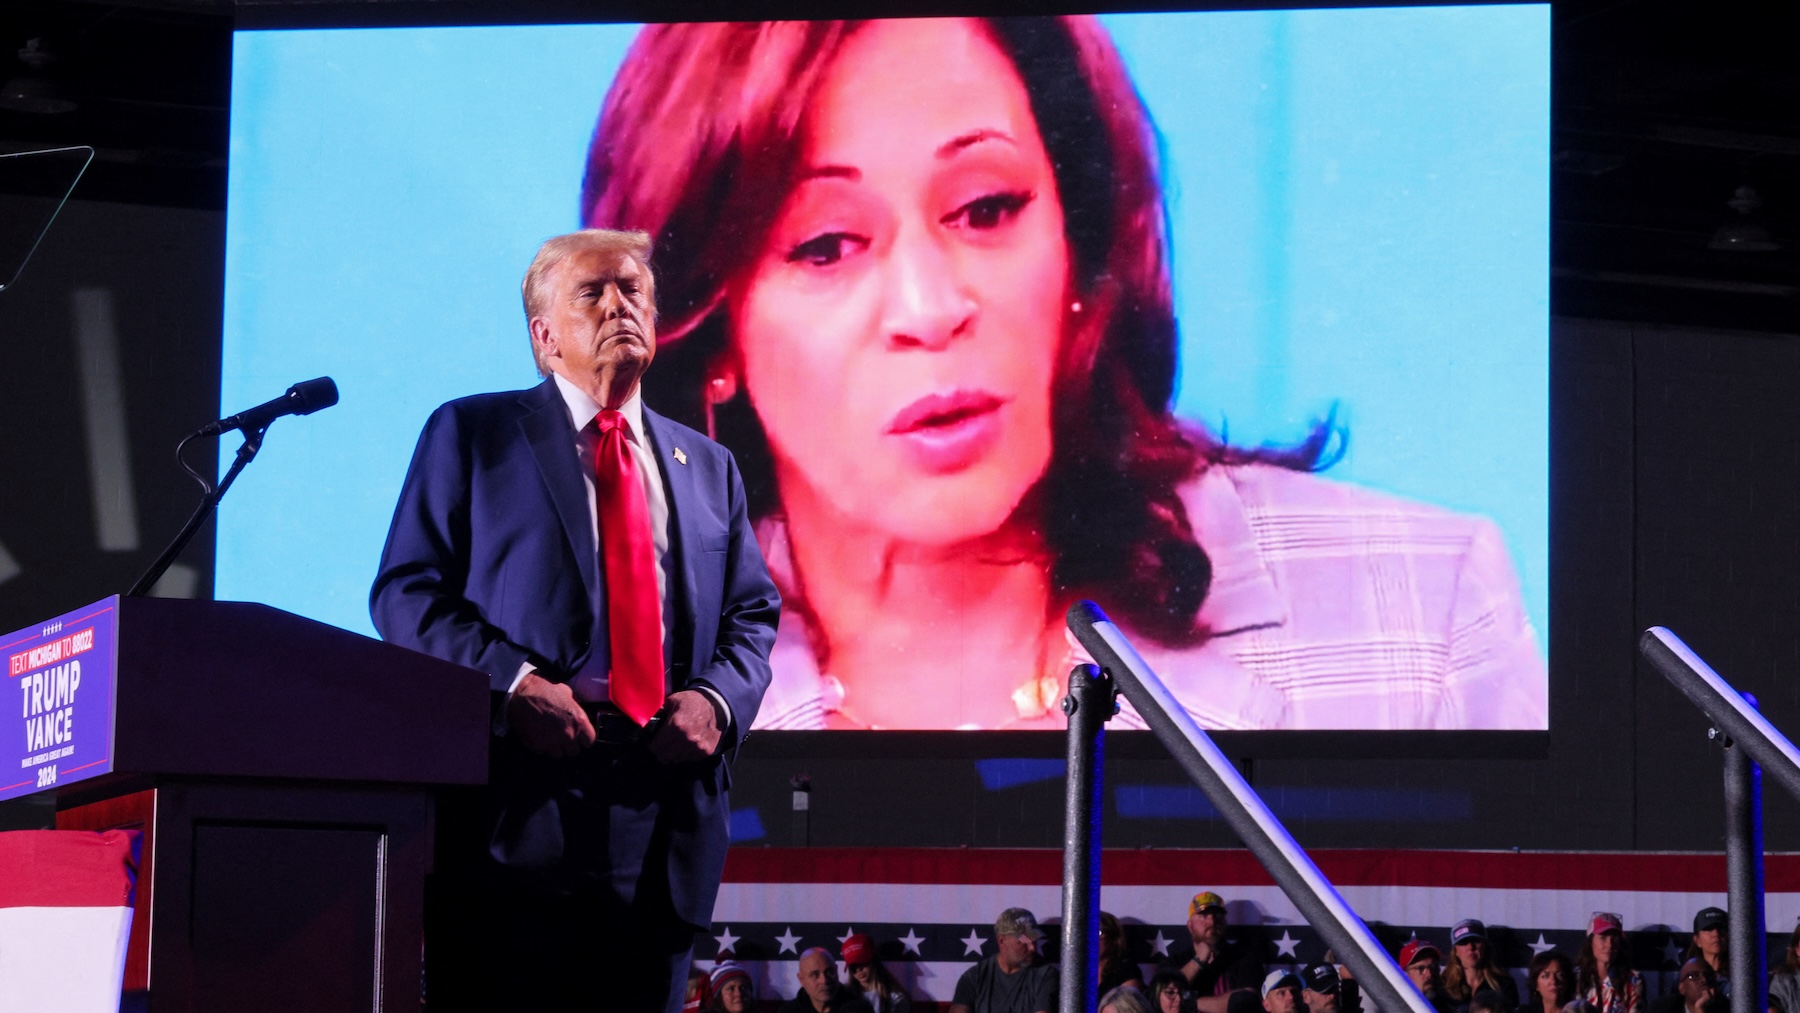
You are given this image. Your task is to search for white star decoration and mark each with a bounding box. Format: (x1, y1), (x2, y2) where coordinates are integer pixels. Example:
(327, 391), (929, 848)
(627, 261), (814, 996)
(962, 929), (986, 956)
(714, 927), (739, 955)
(838, 927), (856, 946)
(776, 927), (802, 955)
(1150, 932), (1173, 958)
(900, 929), (925, 956)
(1274, 931), (1299, 958)
(1529, 934), (1556, 956)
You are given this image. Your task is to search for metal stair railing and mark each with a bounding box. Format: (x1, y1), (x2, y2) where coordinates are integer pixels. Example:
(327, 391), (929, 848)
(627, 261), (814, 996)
(1058, 600), (1437, 1013)
(1638, 627), (1800, 1013)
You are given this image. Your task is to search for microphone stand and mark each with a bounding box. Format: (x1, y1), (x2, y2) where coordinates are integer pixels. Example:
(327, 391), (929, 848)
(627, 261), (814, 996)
(126, 425), (267, 597)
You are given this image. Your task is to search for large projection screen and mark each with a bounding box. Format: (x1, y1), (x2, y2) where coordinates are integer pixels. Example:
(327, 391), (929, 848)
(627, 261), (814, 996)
(219, 7), (1550, 732)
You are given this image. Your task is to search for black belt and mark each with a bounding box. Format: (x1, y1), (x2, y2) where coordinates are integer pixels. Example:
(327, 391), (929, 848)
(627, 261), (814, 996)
(580, 702), (651, 746)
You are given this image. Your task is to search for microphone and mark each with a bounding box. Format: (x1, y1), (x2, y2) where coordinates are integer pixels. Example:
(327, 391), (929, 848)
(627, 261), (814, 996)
(194, 377), (338, 437)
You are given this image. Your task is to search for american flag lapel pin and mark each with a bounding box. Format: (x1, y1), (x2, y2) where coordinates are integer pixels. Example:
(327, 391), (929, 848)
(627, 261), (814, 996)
(673, 447), (688, 465)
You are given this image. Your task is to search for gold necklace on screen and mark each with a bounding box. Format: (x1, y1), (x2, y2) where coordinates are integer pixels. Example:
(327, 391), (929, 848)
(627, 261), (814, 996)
(818, 623), (1071, 730)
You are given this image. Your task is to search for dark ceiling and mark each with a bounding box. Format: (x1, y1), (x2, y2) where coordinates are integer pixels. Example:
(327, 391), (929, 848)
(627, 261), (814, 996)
(2, 0), (1795, 332)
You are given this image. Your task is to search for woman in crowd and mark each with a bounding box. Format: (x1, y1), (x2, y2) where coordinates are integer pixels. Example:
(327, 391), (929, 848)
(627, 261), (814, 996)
(1100, 912), (1146, 996)
(1444, 919), (1520, 1011)
(1523, 951), (1575, 1013)
(1149, 970), (1193, 1013)
(1767, 922), (1800, 1013)
(1685, 907), (1730, 996)
(842, 933), (912, 1013)
(1576, 913), (1644, 1013)
(707, 962), (756, 1013)
(1103, 984), (1158, 1013)
(579, 16), (1546, 731)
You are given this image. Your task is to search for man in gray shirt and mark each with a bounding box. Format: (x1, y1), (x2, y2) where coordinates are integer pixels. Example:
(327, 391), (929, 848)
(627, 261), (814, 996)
(949, 908), (1059, 1013)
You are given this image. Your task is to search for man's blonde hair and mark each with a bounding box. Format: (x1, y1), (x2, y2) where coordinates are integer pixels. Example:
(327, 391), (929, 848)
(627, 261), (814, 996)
(521, 228), (656, 376)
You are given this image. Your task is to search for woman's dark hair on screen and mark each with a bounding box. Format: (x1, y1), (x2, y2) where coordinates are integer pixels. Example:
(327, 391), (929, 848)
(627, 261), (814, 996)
(582, 17), (1337, 645)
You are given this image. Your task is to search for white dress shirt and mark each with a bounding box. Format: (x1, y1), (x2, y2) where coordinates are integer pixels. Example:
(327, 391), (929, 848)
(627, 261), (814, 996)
(500, 373), (729, 730)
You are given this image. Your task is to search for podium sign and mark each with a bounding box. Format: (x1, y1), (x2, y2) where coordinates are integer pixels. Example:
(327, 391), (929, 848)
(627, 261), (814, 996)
(2, 596), (118, 801)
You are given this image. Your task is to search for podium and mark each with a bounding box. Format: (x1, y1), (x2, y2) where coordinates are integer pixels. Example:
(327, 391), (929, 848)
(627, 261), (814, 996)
(26, 597), (489, 1013)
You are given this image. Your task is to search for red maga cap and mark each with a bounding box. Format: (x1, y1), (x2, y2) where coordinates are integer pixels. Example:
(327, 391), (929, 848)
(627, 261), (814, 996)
(1589, 912), (1624, 936)
(1399, 939), (1441, 967)
(842, 933), (875, 965)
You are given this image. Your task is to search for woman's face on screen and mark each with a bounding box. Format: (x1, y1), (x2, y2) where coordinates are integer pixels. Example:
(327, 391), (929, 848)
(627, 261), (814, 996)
(730, 18), (1069, 546)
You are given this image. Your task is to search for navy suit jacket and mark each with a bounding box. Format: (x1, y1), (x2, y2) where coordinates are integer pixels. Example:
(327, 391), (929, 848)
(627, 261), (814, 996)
(370, 377), (779, 925)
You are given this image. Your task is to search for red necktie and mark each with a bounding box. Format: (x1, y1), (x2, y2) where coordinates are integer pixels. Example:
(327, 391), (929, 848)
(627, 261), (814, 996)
(593, 409), (663, 725)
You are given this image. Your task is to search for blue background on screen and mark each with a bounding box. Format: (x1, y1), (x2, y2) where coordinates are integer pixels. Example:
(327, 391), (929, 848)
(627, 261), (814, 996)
(220, 8), (1550, 659)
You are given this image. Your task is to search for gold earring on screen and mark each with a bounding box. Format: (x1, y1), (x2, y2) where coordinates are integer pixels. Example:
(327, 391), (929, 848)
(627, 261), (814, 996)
(703, 370), (739, 440)
(706, 372), (738, 404)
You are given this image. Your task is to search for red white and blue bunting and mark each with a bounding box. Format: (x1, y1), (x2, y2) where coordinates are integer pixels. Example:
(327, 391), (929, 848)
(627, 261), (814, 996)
(701, 848), (1800, 1005)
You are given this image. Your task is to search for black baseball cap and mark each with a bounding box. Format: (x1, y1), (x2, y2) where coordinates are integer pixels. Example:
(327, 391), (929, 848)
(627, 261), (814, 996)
(1694, 907), (1727, 933)
(1451, 919), (1488, 946)
(1303, 964), (1342, 994)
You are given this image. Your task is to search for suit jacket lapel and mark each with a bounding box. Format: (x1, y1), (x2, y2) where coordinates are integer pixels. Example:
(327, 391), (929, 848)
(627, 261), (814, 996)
(518, 380), (599, 600)
(642, 408), (702, 671)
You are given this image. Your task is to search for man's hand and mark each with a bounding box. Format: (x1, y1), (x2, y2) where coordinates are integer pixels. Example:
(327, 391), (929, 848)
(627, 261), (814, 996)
(1178, 939), (1217, 984)
(647, 689), (721, 763)
(507, 672), (596, 757)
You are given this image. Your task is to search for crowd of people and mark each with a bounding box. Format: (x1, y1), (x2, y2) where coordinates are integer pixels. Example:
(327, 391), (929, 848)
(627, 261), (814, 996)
(680, 892), (1800, 1013)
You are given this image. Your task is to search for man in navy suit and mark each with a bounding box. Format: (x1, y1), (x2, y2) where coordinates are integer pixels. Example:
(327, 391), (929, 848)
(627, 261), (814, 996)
(371, 229), (780, 1012)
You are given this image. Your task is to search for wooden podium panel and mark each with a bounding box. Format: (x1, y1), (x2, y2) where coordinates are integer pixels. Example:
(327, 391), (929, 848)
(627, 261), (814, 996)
(108, 597), (488, 785)
(190, 823), (384, 1011)
(44, 599), (488, 1013)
